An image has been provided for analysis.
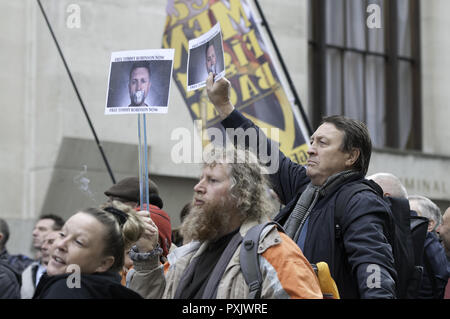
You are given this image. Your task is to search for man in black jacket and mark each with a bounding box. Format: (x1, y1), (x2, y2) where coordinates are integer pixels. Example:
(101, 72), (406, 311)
(369, 173), (449, 298)
(408, 195), (449, 298)
(205, 74), (397, 298)
(0, 218), (33, 274)
(0, 218), (23, 299)
(0, 260), (20, 299)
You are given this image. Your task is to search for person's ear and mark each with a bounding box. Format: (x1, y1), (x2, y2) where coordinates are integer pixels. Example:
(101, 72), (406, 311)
(428, 220), (436, 233)
(345, 148), (360, 168)
(95, 256), (115, 273)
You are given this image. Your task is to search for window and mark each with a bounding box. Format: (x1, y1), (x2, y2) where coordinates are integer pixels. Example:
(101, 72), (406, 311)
(308, 0), (421, 150)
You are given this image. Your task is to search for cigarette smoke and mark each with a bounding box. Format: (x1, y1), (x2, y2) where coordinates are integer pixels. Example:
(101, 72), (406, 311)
(73, 165), (97, 203)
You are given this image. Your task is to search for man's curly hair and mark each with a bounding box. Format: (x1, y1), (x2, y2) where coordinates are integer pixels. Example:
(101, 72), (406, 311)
(203, 146), (275, 222)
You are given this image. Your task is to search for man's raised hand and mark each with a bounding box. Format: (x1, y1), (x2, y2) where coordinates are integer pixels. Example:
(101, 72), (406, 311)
(206, 72), (235, 120)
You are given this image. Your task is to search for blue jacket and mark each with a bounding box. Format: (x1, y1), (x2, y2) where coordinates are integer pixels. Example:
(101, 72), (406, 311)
(418, 231), (449, 298)
(222, 110), (396, 298)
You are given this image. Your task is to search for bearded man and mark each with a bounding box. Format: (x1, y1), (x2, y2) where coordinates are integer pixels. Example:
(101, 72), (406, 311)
(127, 147), (322, 299)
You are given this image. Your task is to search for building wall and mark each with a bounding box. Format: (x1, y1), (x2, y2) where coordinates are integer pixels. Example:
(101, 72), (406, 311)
(420, 0), (450, 156)
(368, 149), (450, 211)
(365, 0), (450, 211)
(0, 0), (448, 256)
(1, 0), (202, 256)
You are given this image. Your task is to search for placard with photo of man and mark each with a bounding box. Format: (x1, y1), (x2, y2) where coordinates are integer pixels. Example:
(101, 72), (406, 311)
(105, 49), (174, 114)
(187, 23), (225, 91)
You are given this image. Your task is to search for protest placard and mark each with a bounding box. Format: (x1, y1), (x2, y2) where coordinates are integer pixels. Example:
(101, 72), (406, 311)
(105, 49), (174, 114)
(187, 23), (225, 92)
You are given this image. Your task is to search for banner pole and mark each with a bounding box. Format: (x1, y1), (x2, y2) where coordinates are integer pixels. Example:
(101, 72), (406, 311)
(253, 0), (313, 136)
(37, 0), (116, 184)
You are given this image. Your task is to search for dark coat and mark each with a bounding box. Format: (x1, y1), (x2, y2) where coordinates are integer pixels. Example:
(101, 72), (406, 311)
(0, 248), (34, 274)
(418, 231), (449, 298)
(0, 259), (20, 299)
(33, 271), (143, 299)
(222, 110), (396, 298)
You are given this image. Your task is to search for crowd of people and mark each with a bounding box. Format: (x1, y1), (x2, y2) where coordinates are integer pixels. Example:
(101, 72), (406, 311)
(0, 74), (449, 299)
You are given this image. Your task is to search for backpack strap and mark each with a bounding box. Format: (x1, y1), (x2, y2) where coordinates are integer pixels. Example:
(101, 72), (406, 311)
(239, 221), (285, 299)
(409, 215), (428, 265)
(201, 231), (243, 299)
(422, 247), (440, 299)
(403, 215), (427, 298)
(174, 231), (243, 299)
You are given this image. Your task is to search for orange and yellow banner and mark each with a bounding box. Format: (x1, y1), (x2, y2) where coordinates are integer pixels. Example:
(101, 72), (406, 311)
(163, 0), (309, 164)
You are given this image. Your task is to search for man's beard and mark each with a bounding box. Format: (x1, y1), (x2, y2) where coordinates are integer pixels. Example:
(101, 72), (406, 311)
(180, 195), (236, 242)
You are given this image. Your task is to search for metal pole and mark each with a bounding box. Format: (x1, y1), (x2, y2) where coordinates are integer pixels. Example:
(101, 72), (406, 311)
(253, 0), (313, 136)
(36, 0), (116, 184)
